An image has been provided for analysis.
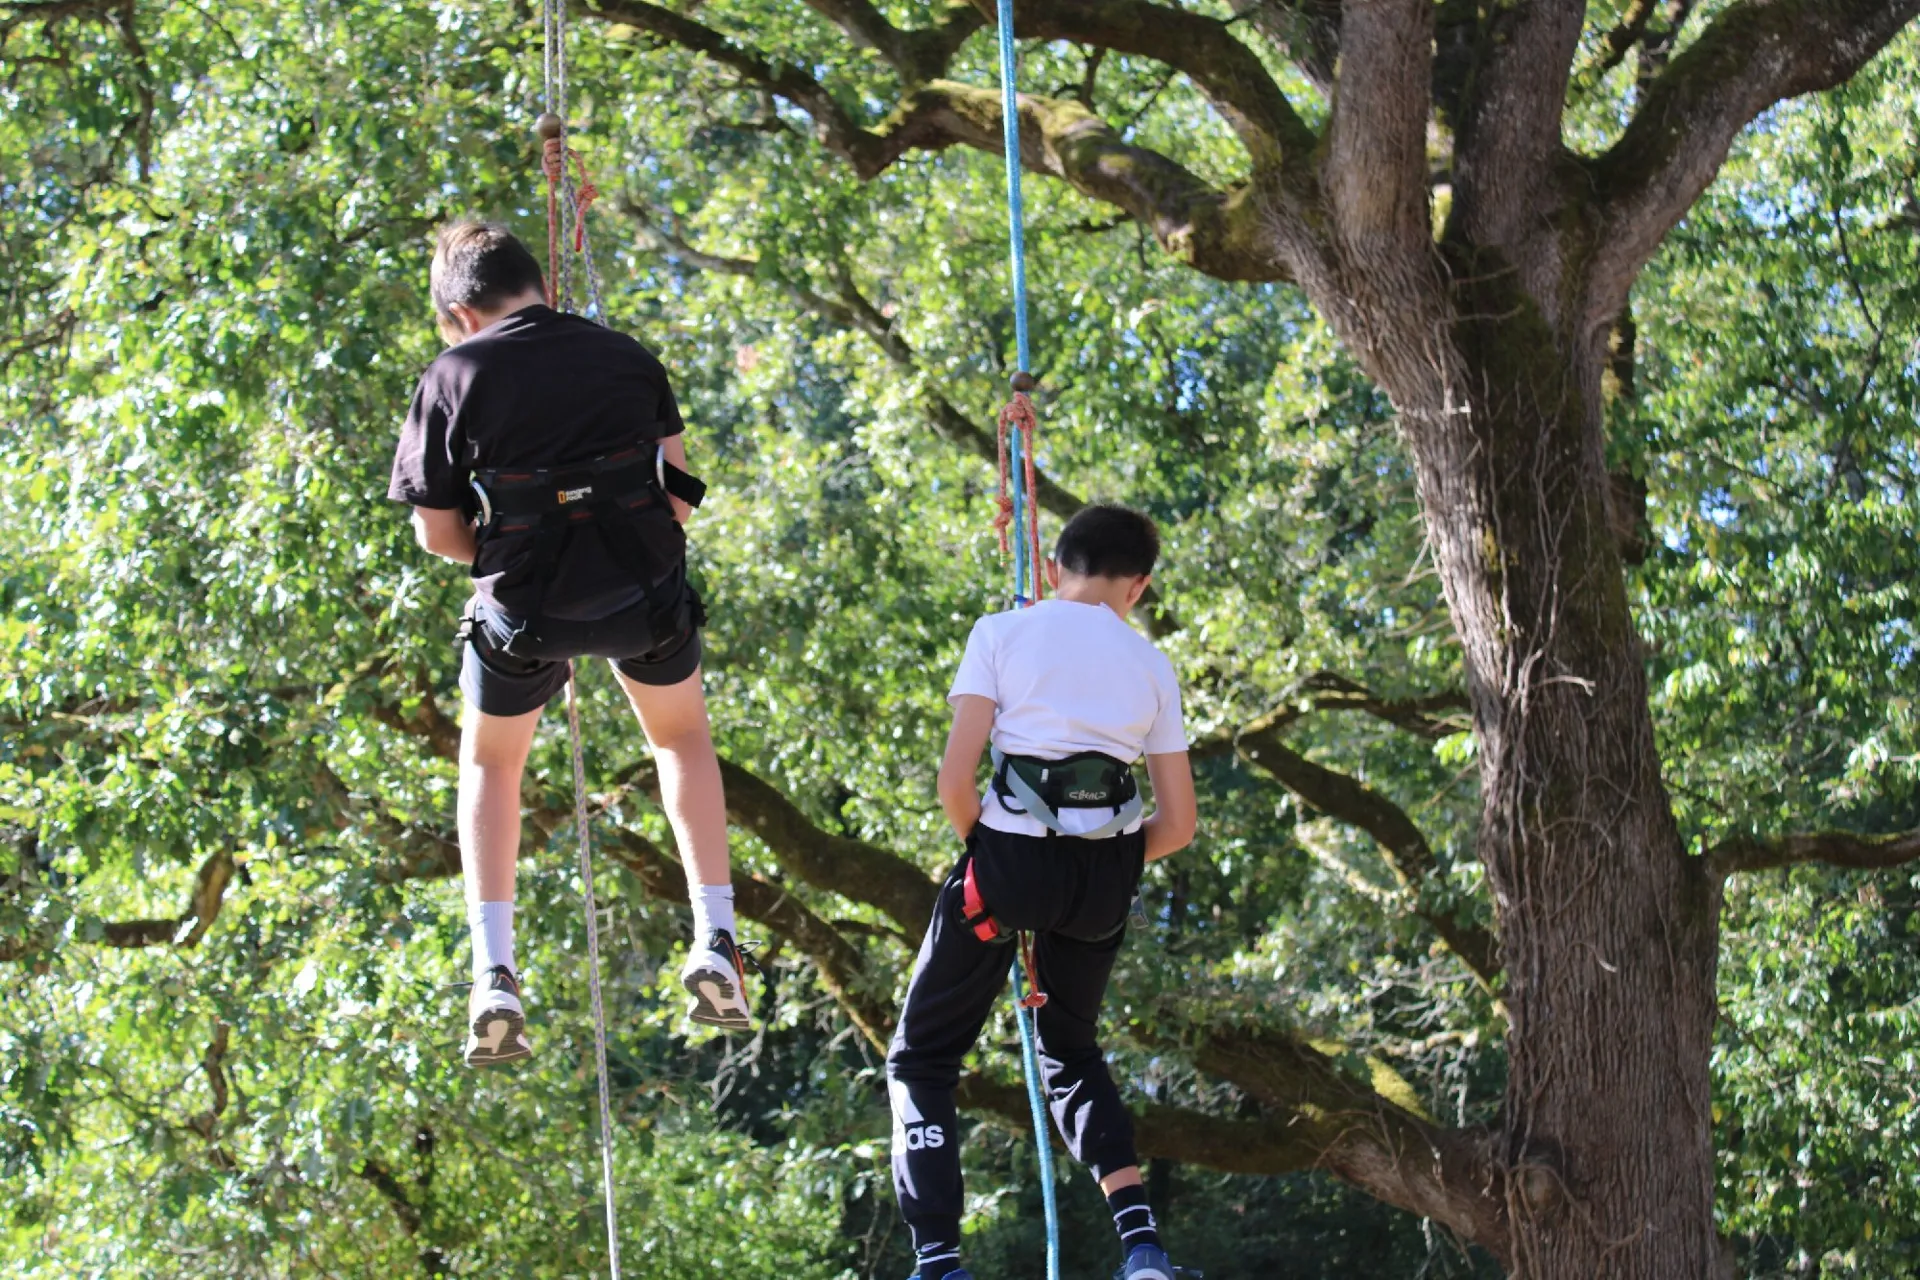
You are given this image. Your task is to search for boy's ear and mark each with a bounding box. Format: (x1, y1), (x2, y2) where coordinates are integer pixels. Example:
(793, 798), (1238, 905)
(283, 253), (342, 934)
(1044, 558), (1060, 590)
(1124, 573), (1152, 610)
(444, 302), (484, 342)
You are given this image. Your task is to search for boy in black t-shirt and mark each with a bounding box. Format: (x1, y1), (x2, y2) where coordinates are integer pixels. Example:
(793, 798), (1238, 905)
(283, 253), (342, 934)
(389, 221), (750, 1066)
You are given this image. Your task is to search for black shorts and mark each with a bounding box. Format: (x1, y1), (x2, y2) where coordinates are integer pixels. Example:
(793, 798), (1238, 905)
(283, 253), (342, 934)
(458, 580), (704, 717)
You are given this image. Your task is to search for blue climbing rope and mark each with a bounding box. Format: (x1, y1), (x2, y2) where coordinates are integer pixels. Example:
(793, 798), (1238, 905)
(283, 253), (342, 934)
(994, 2), (1063, 1276)
(997, 0), (1037, 612)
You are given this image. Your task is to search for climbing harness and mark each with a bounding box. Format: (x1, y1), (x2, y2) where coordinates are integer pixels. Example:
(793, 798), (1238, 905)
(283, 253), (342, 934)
(535, 1), (622, 1275)
(469, 445), (707, 536)
(988, 3), (1062, 1276)
(990, 746), (1144, 840)
(468, 443), (707, 630)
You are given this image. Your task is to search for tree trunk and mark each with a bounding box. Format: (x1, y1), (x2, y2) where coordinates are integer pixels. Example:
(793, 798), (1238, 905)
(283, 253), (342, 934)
(1362, 252), (1726, 1278)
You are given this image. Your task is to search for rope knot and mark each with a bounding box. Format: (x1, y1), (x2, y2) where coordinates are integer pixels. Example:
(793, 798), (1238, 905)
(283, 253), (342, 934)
(570, 161), (599, 253)
(992, 390), (1045, 601)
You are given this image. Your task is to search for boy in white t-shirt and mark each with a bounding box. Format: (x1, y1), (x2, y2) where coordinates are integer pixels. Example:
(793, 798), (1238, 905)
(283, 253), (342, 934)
(886, 504), (1199, 1280)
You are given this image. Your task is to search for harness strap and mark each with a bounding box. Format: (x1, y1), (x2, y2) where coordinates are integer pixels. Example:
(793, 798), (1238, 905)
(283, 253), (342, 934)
(990, 746), (1144, 839)
(960, 855), (1047, 1009)
(656, 452), (707, 508)
(473, 443), (705, 525)
(961, 857), (1001, 943)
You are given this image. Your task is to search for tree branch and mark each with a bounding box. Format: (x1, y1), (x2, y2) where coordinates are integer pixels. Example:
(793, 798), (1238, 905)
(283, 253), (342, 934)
(1229, 0), (1340, 99)
(798, 0), (984, 85)
(586, 1), (1289, 283)
(184, 1022), (238, 1170)
(1273, 671), (1471, 741)
(715, 757), (939, 938)
(874, 80), (1288, 282)
(1708, 826), (1920, 879)
(1186, 1023), (1509, 1259)
(1590, 0), (1920, 321)
(2, 847), (237, 963)
(1452, 0), (1588, 250)
(992, 0), (1318, 173)
(955, 1072), (1336, 1172)
(1326, 0), (1433, 271)
(960, 1015), (1509, 1261)
(602, 827), (898, 1050)
(593, 0), (902, 174)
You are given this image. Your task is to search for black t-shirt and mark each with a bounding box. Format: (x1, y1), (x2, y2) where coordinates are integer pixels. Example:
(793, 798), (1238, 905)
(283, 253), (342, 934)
(388, 305), (687, 619)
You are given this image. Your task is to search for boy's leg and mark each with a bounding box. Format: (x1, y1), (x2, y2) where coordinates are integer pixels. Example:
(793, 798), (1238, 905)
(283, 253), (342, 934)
(612, 664), (728, 887)
(888, 873), (1023, 1280)
(456, 603), (572, 1067)
(611, 663), (749, 1028)
(457, 700), (544, 1066)
(1030, 927), (1168, 1266)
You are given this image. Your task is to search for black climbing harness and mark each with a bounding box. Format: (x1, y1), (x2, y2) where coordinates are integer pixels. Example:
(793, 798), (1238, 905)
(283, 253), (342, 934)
(468, 440), (706, 535)
(465, 440), (707, 637)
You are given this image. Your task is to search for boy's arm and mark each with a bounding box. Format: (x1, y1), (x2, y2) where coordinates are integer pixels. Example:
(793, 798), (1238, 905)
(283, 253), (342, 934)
(1142, 750), (1197, 863)
(937, 694), (996, 841)
(660, 433), (693, 524)
(410, 506), (477, 566)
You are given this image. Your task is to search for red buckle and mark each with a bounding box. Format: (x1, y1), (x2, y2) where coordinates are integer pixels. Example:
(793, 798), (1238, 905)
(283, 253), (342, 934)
(962, 858), (1048, 1008)
(961, 858), (1000, 942)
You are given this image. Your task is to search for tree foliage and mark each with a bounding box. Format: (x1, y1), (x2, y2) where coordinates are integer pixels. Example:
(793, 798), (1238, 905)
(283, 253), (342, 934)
(3, 1), (1917, 1276)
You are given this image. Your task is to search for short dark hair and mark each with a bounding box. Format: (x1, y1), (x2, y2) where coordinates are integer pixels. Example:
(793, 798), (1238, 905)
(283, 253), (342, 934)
(430, 221), (545, 317)
(1054, 503), (1159, 579)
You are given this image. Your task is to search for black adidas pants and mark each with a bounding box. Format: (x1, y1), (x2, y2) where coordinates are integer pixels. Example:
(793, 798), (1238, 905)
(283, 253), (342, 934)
(886, 823), (1148, 1255)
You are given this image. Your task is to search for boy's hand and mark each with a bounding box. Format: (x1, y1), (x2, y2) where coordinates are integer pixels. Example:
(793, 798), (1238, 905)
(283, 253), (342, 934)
(938, 695), (994, 842)
(411, 505), (477, 566)
(1142, 750), (1196, 862)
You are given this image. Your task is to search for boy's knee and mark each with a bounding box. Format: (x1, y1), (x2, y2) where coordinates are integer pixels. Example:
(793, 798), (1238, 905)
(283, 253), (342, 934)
(646, 719), (713, 756)
(886, 1052), (958, 1091)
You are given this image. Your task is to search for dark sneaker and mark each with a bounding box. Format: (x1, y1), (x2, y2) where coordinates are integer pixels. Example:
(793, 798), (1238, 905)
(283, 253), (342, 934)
(464, 965), (532, 1067)
(680, 928), (752, 1030)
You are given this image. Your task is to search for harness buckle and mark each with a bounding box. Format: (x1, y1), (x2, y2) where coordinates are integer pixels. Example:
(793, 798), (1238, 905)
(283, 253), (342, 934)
(469, 478), (494, 527)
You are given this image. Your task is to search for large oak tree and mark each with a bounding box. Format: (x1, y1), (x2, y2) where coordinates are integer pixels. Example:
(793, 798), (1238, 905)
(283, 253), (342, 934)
(5, 1), (1919, 1276)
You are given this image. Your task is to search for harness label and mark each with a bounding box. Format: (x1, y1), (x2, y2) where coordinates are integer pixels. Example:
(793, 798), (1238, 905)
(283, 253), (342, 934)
(1065, 788), (1108, 801)
(557, 485), (593, 504)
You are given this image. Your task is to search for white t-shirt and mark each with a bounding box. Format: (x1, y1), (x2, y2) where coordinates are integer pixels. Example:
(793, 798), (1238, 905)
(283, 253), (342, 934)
(949, 598), (1188, 837)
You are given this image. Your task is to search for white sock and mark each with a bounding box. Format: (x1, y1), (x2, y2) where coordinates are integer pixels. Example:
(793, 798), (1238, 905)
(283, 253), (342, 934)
(469, 900), (516, 981)
(691, 884), (736, 942)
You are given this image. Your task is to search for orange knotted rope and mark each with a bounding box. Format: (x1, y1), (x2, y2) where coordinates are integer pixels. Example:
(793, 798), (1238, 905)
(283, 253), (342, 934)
(994, 385), (1046, 602)
(538, 119), (566, 308)
(570, 153), (599, 252)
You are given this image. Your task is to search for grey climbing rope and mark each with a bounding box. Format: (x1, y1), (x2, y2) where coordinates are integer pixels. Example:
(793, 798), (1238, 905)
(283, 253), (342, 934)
(540, 0), (622, 1271)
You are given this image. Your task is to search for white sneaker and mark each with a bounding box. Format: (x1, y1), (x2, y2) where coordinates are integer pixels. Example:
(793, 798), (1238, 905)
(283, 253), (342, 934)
(464, 965), (532, 1067)
(680, 929), (752, 1031)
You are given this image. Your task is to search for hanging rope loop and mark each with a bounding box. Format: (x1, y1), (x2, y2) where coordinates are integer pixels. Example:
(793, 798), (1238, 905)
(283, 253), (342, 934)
(539, 1), (621, 1275)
